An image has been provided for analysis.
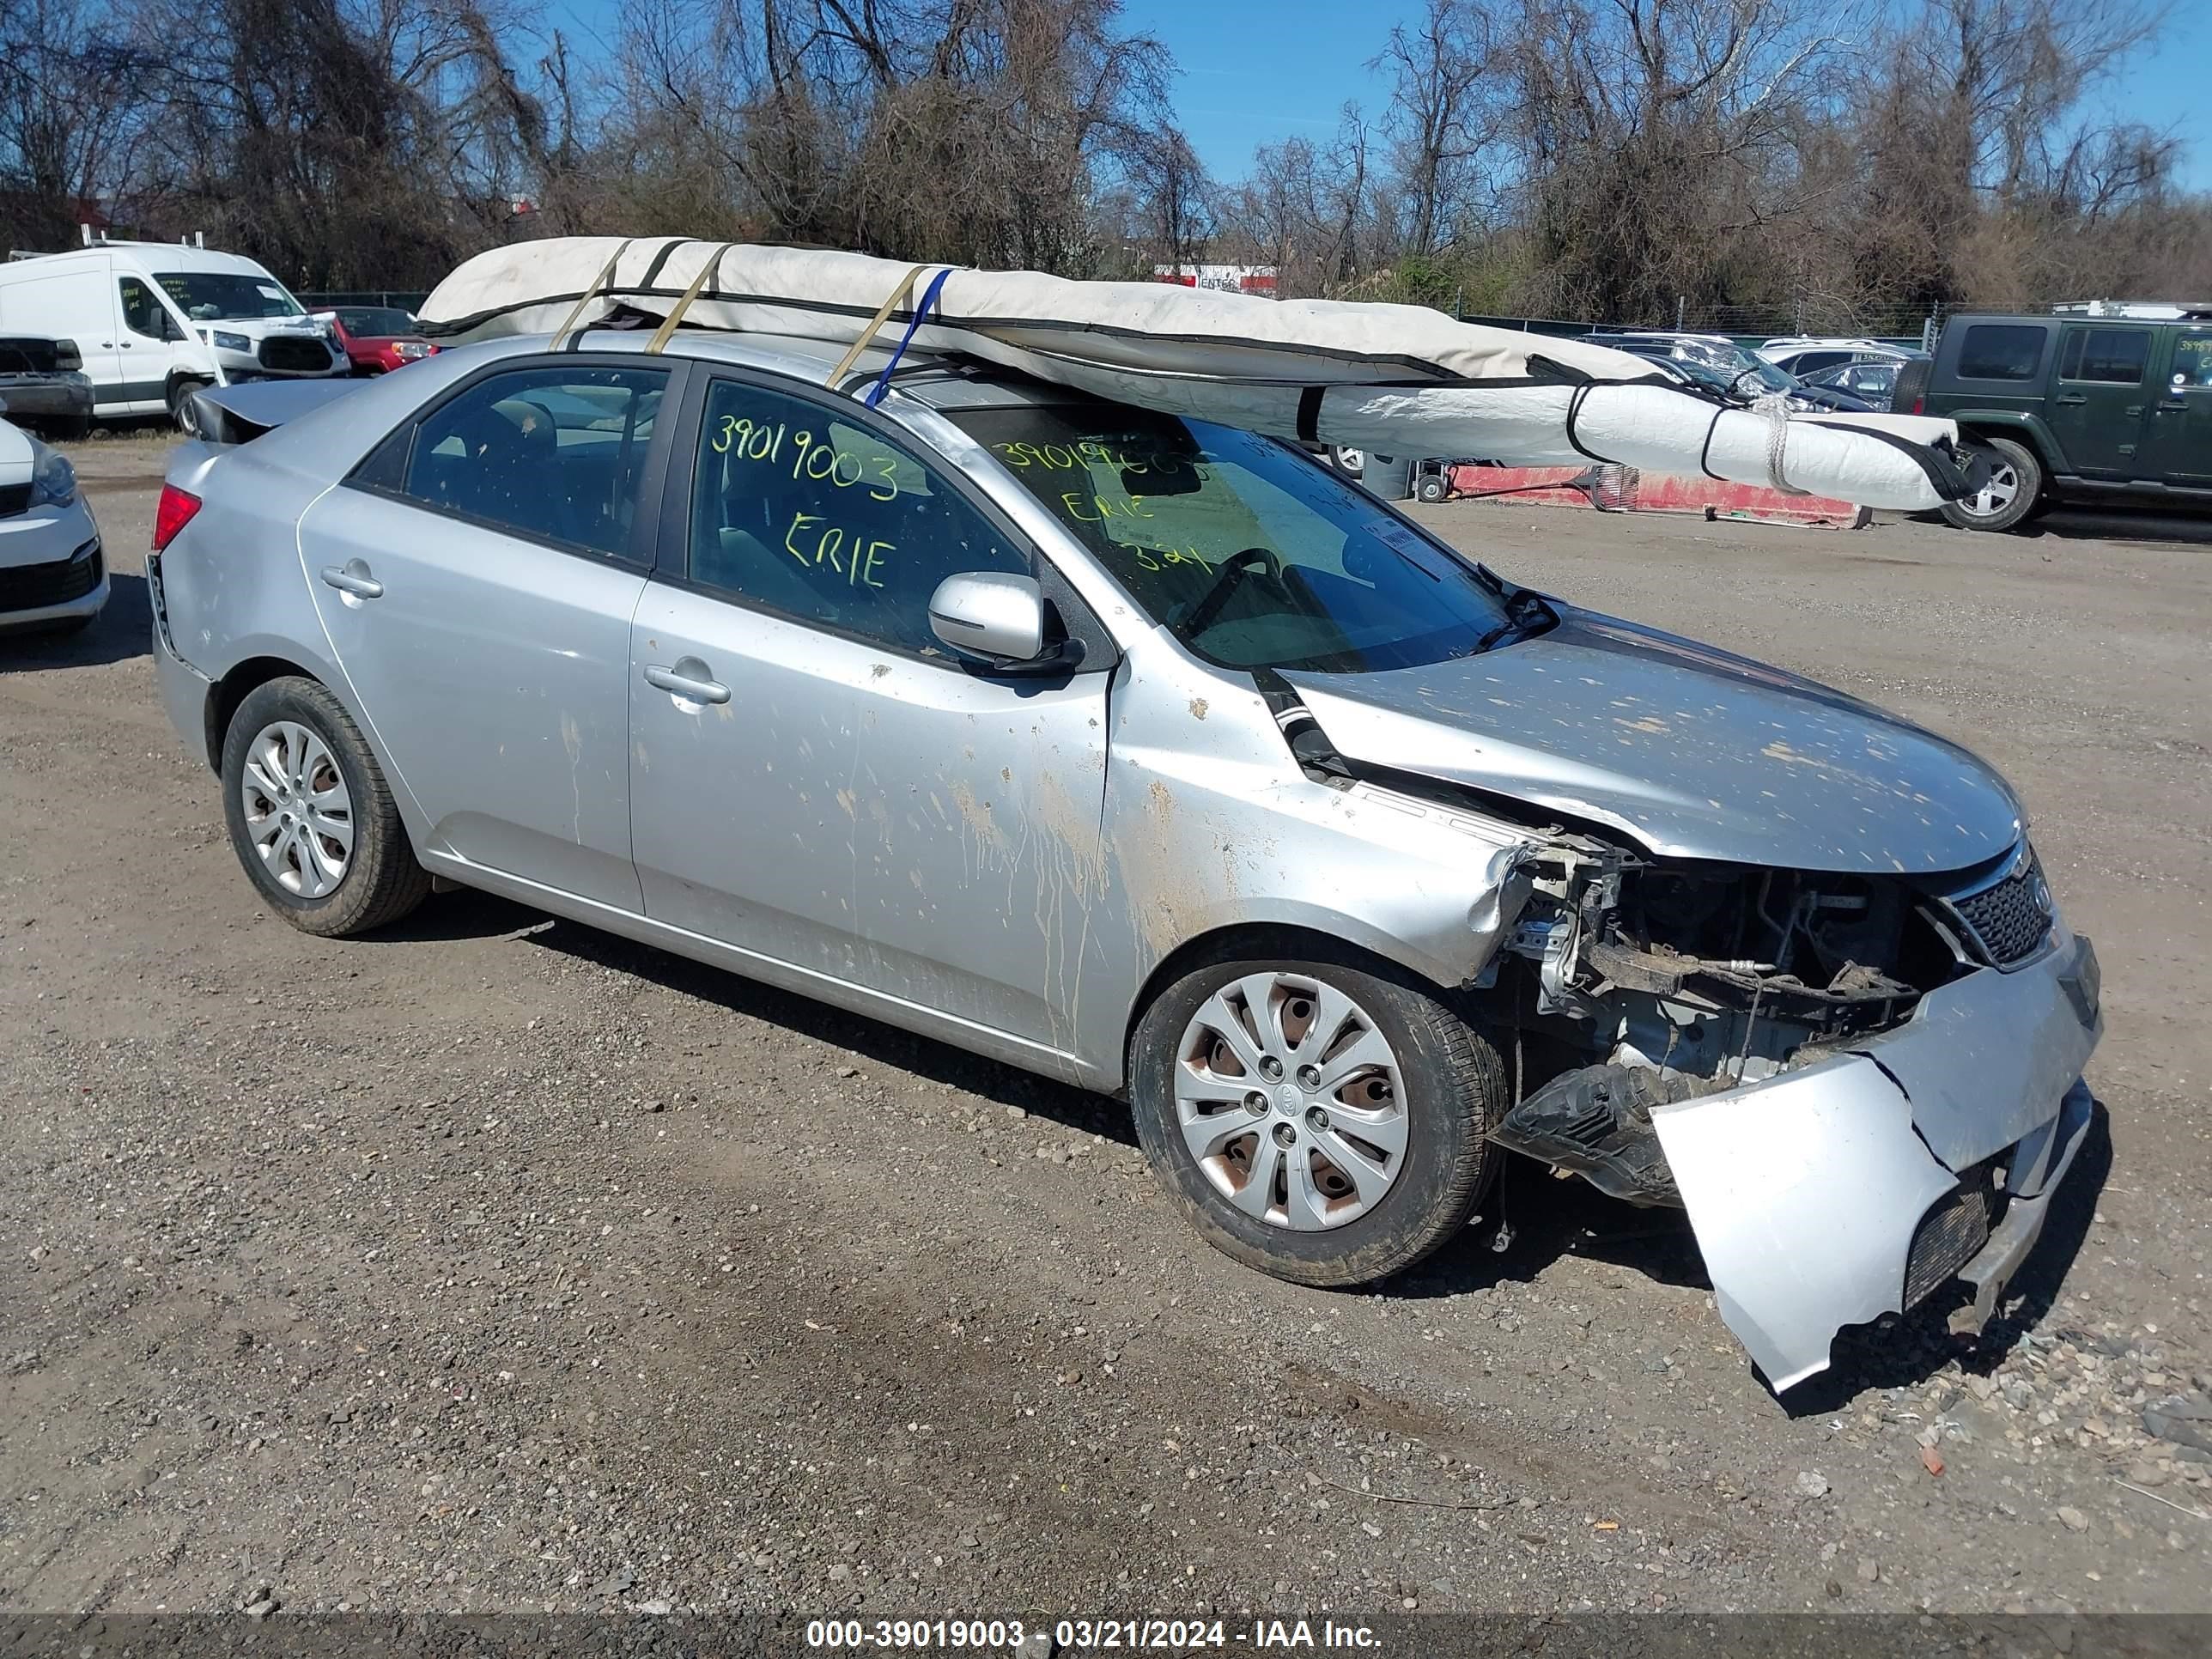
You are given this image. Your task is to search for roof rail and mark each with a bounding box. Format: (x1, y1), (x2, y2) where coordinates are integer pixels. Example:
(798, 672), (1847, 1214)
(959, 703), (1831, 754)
(2049, 299), (2212, 320)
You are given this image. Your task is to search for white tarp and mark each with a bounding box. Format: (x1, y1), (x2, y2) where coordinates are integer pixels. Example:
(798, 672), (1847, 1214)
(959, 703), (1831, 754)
(418, 237), (1969, 511)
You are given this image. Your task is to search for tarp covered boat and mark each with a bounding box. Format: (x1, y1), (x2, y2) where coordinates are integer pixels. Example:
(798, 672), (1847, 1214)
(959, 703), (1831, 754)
(418, 237), (1974, 511)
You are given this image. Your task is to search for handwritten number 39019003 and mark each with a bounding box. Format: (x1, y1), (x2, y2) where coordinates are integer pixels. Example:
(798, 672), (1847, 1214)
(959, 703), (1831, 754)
(713, 416), (900, 503)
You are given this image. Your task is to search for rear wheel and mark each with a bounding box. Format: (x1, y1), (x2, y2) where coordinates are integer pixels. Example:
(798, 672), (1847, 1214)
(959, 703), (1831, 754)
(1129, 945), (1504, 1287)
(220, 677), (429, 937)
(1941, 435), (2042, 532)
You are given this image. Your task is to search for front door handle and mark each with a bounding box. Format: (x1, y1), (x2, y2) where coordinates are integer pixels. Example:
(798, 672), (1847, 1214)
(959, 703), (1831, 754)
(2053, 392), (2087, 405)
(319, 562), (384, 599)
(643, 662), (731, 705)
(2124, 404), (2143, 417)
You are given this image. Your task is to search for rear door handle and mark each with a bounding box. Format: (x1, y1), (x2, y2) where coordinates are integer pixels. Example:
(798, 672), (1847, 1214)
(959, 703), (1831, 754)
(2053, 392), (2087, 405)
(2156, 399), (2187, 412)
(643, 662), (731, 705)
(319, 562), (384, 599)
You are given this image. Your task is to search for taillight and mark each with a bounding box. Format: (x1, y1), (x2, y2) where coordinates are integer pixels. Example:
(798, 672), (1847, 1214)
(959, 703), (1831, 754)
(1911, 395), (1924, 416)
(152, 484), (202, 551)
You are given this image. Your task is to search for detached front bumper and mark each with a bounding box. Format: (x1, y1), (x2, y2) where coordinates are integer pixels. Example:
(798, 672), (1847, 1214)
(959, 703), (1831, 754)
(1650, 931), (2101, 1390)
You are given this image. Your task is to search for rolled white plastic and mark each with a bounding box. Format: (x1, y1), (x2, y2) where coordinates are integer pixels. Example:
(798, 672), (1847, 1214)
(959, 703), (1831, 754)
(421, 238), (1965, 512)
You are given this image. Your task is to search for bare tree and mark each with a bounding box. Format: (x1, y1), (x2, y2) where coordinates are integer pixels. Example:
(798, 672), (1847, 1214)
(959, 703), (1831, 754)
(1375, 0), (1498, 256)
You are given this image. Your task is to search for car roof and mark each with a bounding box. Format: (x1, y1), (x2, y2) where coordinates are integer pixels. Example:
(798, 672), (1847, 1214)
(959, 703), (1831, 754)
(484, 327), (1096, 413)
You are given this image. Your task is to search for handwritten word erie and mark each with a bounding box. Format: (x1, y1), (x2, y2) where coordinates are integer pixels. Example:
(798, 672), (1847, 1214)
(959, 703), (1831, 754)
(783, 509), (891, 589)
(1058, 491), (1156, 524)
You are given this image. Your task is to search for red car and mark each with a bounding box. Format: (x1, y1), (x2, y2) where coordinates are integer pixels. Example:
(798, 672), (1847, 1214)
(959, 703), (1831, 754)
(325, 306), (440, 374)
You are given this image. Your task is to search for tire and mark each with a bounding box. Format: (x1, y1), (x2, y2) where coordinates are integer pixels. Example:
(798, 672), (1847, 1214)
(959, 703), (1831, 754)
(1941, 435), (2042, 532)
(168, 379), (211, 438)
(220, 676), (429, 937)
(1129, 944), (1505, 1287)
(1415, 472), (1449, 504)
(40, 416), (91, 442)
(1331, 447), (1365, 480)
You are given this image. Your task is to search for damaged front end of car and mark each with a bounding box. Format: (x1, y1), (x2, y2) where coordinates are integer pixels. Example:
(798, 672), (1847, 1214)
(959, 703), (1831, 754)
(1480, 834), (2100, 1389)
(1266, 614), (2102, 1392)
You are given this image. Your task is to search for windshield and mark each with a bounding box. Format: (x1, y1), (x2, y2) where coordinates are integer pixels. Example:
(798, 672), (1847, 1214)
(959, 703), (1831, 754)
(336, 307), (415, 336)
(155, 271), (303, 321)
(948, 405), (1514, 672)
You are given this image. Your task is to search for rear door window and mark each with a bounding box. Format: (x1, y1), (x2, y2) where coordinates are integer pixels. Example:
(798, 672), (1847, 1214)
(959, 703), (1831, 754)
(1956, 325), (2048, 382)
(2059, 328), (2150, 385)
(373, 365), (670, 559)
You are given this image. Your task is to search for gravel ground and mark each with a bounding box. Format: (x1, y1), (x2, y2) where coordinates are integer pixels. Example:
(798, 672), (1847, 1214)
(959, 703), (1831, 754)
(3, 434), (2209, 1620)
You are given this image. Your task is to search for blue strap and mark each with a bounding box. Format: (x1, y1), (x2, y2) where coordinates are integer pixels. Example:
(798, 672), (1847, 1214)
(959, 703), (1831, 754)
(863, 266), (951, 408)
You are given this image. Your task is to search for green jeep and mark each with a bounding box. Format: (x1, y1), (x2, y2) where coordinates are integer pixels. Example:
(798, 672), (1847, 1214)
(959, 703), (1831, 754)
(1899, 307), (2212, 531)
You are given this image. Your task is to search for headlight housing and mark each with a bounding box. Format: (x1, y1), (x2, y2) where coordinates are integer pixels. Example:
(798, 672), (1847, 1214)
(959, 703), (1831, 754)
(28, 441), (76, 508)
(392, 340), (434, 361)
(204, 330), (251, 353)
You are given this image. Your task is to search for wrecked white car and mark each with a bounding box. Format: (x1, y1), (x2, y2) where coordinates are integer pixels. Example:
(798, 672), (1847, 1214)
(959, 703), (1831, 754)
(151, 333), (2096, 1394)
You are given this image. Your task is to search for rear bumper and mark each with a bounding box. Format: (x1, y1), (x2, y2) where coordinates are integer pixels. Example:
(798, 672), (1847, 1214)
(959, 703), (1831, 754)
(148, 551), (216, 766)
(1651, 931), (2101, 1390)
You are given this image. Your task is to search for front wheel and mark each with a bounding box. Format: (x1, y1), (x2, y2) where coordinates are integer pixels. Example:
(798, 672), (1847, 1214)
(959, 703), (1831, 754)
(1940, 435), (2042, 532)
(220, 676), (430, 936)
(168, 379), (211, 438)
(1128, 947), (1504, 1287)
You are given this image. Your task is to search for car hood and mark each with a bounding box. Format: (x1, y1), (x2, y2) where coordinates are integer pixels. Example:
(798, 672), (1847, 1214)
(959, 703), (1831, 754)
(0, 416), (33, 482)
(1280, 605), (2023, 874)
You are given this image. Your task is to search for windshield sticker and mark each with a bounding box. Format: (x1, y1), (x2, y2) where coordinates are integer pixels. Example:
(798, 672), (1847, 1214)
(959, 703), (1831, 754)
(1370, 520), (1429, 557)
(256, 283), (286, 301)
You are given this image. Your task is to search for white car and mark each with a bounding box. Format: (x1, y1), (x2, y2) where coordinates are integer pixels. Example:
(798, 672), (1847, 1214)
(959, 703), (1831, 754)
(1757, 337), (1922, 378)
(0, 417), (105, 634)
(0, 241), (346, 434)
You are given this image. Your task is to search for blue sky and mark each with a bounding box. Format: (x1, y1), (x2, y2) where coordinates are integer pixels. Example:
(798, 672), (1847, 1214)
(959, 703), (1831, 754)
(552, 0), (2210, 191)
(1119, 0), (2211, 189)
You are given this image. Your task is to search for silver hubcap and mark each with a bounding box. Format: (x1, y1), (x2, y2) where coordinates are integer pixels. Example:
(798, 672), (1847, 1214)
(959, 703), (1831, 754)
(240, 720), (353, 898)
(1965, 461), (2019, 518)
(1174, 973), (1408, 1231)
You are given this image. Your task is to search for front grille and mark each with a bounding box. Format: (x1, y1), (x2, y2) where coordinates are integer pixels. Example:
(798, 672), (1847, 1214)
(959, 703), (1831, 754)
(0, 336), (61, 373)
(0, 545), (101, 611)
(258, 335), (332, 373)
(1905, 1164), (2001, 1308)
(0, 483), (29, 518)
(1948, 851), (2054, 966)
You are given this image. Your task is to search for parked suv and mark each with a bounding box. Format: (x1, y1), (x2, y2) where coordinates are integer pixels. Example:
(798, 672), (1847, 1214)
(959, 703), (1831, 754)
(1902, 309), (2212, 531)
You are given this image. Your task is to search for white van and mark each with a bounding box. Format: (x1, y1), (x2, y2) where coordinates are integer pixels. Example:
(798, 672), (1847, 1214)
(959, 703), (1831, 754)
(0, 241), (346, 432)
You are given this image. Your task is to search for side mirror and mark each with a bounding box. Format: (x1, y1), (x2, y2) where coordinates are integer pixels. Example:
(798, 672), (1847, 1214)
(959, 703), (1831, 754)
(928, 571), (1046, 664)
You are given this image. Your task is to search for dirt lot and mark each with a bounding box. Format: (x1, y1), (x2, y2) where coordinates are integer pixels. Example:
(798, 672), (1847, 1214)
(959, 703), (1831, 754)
(3, 434), (2210, 1620)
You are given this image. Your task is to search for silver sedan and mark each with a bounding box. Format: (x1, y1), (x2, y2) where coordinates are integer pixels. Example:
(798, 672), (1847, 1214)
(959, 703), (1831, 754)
(147, 329), (2100, 1392)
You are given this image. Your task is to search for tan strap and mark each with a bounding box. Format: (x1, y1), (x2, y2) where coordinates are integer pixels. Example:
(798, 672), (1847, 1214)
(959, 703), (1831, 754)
(645, 242), (738, 355)
(823, 264), (930, 390)
(549, 240), (633, 351)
